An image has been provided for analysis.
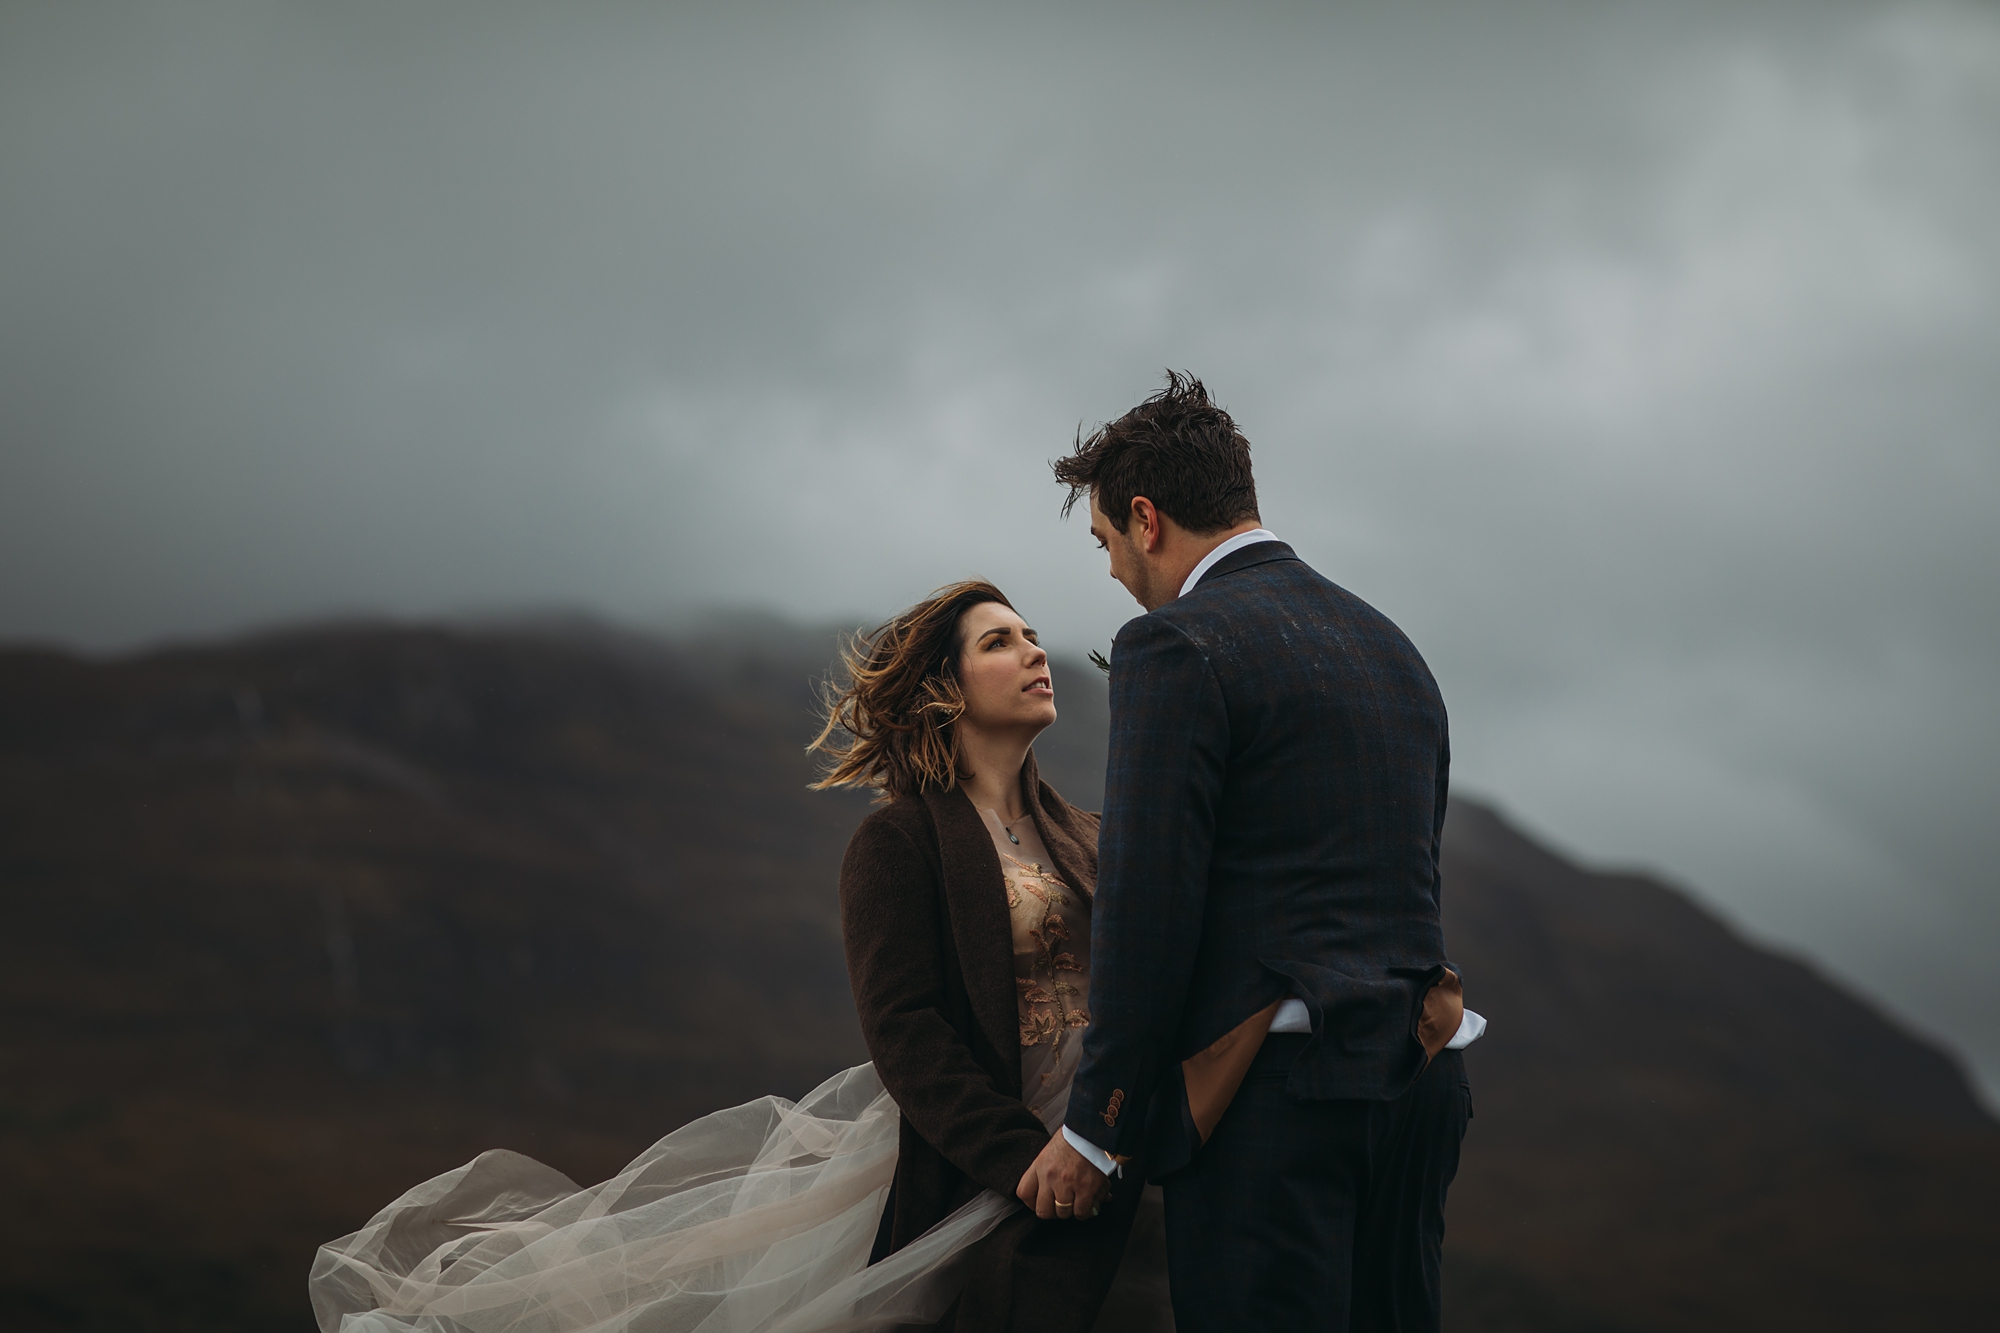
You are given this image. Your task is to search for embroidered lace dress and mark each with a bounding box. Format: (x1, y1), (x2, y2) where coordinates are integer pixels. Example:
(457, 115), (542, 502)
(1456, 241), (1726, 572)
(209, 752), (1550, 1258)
(978, 808), (1093, 1119)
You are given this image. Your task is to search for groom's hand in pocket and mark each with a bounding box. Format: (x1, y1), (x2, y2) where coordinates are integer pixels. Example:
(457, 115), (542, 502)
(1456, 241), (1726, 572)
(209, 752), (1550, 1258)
(1018, 1133), (1110, 1220)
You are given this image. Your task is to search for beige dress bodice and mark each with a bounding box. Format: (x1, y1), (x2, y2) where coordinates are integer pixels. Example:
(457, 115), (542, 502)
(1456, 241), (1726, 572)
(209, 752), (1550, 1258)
(979, 807), (1093, 1131)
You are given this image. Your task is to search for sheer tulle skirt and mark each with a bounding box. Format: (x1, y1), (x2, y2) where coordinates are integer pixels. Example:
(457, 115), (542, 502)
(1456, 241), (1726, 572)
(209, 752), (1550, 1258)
(310, 1064), (1019, 1333)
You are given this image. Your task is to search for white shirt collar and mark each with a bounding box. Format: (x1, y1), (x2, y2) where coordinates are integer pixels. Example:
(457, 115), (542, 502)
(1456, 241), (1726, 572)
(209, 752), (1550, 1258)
(1179, 528), (1280, 599)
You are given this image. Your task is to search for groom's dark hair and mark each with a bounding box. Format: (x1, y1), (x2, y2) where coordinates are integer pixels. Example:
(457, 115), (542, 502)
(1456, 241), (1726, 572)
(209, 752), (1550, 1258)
(1052, 371), (1259, 534)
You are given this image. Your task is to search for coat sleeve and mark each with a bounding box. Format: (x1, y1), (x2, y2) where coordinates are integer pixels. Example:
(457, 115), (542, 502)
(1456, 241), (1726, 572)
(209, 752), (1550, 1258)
(1063, 615), (1229, 1159)
(1434, 728), (1456, 978)
(839, 813), (1049, 1196)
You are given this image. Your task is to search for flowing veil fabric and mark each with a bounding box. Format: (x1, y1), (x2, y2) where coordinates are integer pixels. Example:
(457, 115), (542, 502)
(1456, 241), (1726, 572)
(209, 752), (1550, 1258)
(309, 1063), (1024, 1333)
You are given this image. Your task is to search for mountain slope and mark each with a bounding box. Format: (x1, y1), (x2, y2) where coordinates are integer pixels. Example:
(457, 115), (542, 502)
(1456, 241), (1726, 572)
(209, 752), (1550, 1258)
(1, 620), (1992, 1331)
(1442, 803), (1998, 1330)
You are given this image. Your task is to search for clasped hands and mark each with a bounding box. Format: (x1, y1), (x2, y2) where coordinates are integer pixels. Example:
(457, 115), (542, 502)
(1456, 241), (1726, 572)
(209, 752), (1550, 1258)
(1015, 1131), (1111, 1221)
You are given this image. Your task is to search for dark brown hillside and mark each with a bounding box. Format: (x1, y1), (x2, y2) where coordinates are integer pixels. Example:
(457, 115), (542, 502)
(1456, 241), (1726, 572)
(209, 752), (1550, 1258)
(1445, 802), (1986, 1127)
(1, 619), (1993, 1331)
(0, 618), (1108, 1331)
(1442, 803), (2000, 1330)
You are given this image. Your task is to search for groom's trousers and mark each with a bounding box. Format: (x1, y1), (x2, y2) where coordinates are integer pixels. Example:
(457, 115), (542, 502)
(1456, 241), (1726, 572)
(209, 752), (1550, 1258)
(1161, 1035), (1471, 1333)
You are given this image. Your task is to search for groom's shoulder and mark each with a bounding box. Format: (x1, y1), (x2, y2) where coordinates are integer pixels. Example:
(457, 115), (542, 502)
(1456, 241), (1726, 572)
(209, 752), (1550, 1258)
(1146, 550), (1334, 638)
(1182, 551), (1398, 632)
(1124, 557), (1421, 676)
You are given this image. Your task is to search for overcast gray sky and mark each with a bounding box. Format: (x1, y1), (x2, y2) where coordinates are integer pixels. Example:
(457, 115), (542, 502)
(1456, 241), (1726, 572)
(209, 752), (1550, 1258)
(4, 0), (1997, 1098)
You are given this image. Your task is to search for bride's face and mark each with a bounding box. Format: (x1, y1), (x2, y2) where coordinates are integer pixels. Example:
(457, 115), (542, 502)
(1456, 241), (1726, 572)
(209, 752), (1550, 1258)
(954, 602), (1057, 736)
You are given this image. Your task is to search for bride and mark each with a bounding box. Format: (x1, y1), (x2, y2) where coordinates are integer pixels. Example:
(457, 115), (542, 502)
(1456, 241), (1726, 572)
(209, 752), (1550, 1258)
(310, 581), (1143, 1332)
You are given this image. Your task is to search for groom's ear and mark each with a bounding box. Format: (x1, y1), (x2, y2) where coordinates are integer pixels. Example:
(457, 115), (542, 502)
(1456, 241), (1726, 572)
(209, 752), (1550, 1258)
(1129, 496), (1164, 552)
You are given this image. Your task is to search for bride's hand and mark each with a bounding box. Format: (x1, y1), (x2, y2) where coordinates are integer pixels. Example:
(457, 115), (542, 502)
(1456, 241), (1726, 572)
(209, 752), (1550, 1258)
(1019, 1134), (1109, 1220)
(1016, 1159), (1042, 1210)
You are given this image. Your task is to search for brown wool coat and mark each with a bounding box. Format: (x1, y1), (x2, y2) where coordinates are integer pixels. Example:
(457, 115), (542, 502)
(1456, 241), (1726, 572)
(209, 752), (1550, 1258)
(839, 752), (1139, 1331)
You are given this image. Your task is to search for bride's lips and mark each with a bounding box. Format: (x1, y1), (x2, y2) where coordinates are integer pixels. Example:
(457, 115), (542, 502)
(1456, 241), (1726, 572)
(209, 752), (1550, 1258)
(1023, 675), (1053, 696)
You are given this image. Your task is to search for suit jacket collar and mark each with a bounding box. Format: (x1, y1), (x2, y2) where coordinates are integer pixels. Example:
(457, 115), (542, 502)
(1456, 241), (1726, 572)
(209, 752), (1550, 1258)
(1192, 539), (1297, 592)
(919, 750), (1096, 1078)
(1179, 528), (1281, 598)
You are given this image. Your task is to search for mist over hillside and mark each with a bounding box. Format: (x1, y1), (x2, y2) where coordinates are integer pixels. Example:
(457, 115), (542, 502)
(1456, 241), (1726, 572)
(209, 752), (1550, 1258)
(2, 616), (1993, 1332)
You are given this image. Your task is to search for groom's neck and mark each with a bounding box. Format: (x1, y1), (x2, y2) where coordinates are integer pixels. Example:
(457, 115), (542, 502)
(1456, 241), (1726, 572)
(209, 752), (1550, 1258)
(1138, 517), (1264, 610)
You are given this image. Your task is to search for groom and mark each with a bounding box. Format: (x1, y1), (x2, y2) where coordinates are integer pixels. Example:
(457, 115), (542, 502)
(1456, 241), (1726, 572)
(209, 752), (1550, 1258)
(1018, 374), (1479, 1331)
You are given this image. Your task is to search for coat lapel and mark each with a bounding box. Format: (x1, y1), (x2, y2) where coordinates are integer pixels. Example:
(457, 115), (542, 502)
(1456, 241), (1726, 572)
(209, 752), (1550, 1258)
(1021, 749), (1098, 899)
(923, 784), (1022, 1082)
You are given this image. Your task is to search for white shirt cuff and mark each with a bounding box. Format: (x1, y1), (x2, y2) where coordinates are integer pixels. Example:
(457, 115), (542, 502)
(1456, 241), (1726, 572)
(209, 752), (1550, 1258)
(1061, 1124), (1123, 1177)
(1267, 999), (1486, 1048)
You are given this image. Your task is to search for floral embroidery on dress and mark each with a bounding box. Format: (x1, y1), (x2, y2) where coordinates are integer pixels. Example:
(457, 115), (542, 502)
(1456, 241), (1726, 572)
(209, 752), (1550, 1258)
(1005, 854), (1091, 1053)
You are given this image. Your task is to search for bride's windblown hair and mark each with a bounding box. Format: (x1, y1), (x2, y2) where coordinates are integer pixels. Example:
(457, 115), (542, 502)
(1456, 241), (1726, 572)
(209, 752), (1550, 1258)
(810, 579), (1013, 799)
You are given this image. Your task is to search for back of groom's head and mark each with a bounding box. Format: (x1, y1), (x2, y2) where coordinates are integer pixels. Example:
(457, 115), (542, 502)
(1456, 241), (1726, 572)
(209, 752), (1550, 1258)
(1053, 371), (1260, 535)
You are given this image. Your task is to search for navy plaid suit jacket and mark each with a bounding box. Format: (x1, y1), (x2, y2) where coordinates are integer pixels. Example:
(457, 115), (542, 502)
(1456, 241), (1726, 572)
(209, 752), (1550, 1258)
(1064, 541), (1454, 1163)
